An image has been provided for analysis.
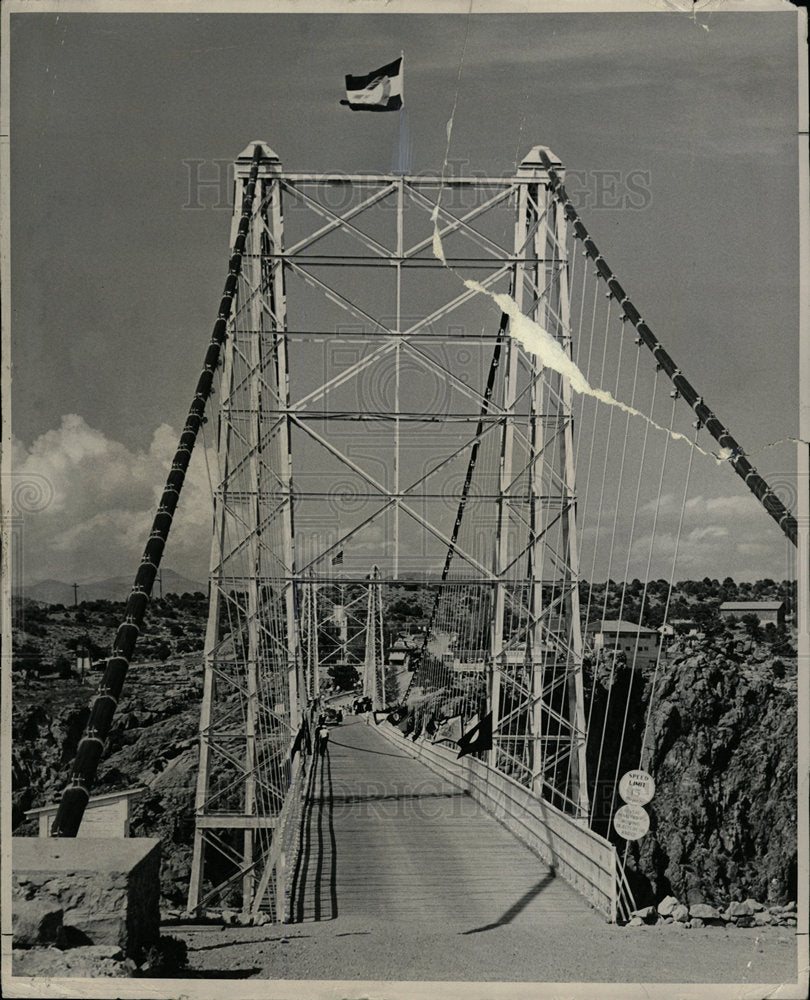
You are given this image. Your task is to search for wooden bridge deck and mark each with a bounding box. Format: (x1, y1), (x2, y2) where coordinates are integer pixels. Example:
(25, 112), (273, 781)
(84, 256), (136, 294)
(175, 714), (798, 983)
(288, 715), (588, 927)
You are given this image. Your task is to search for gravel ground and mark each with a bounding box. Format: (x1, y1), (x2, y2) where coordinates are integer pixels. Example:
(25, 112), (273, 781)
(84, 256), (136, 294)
(171, 916), (798, 984)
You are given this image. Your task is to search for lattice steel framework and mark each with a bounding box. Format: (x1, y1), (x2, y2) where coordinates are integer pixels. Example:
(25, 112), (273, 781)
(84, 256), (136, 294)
(188, 141), (589, 914)
(363, 567), (386, 708)
(488, 148), (589, 813)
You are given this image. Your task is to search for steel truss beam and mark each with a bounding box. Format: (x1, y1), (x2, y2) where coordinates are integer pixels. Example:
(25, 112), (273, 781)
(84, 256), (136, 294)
(189, 143), (591, 916)
(488, 147), (589, 818)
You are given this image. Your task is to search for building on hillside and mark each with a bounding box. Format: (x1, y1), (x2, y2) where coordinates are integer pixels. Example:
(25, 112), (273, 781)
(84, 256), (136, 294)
(587, 619), (662, 670)
(26, 788), (145, 838)
(669, 619), (698, 635)
(719, 601), (785, 627)
(388, 645), (411, 670)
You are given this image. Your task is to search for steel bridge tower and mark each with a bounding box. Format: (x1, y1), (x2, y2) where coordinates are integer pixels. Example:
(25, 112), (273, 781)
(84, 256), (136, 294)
(363, 566), (386, 709)
(489, 147), (589, 814)
(187, 141), (589, 915)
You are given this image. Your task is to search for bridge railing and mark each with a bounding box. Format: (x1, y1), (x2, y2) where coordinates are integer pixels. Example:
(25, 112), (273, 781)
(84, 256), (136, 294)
(376, 723), (622, 922)
(250, 748), (312, 921)
(615, 854), (638, 923)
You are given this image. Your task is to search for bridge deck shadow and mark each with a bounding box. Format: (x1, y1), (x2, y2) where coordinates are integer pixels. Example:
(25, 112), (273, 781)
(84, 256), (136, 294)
(287, 716), (588, 929)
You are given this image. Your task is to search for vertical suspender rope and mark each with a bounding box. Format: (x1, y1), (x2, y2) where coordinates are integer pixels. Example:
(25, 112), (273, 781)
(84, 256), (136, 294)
(51, 144), (265, 837)
(402, 310), (509, 705)
(537, 148), (797, 548)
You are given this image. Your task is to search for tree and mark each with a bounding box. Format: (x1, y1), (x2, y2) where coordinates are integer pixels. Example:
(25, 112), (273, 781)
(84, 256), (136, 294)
(740, 613), (762, 640)
(762, 622), (778, 643)
(327, 662), (360, 691)
(54, 654), (73, 680)
(13, 641), (42, 674)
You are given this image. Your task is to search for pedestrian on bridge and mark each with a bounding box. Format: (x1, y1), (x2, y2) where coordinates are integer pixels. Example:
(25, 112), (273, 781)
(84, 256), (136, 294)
(316, 723), (330, 757)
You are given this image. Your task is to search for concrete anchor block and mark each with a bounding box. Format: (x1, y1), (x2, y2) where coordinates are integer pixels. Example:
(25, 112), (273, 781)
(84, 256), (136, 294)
(12, 837), (160, 962)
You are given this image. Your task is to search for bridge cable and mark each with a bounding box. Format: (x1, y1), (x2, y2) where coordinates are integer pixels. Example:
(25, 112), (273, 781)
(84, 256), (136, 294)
(50, 143), (266, 839)
(587, 381), (676, 824)
(603, 362), (674, 831)
(588, 389), (677, 827)
(195, 190), (298, 912)
(635, 422), (700, 778)
(402, 308), (511, 708)
(576, 356), (657, 807)
(538, 148), (797, 548)
(615, 422), (699, 879)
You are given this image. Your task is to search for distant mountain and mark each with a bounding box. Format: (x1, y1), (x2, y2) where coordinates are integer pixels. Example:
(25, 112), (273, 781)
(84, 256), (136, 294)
(16, 579), (76, 606)
(18, 569), (207, 605)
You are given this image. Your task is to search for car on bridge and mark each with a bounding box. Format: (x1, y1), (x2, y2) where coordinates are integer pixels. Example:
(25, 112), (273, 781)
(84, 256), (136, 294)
(322, 706), (343, 726)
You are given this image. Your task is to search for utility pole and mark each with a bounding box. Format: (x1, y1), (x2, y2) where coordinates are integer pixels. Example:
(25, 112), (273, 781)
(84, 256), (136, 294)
(72, 582), (79, 608)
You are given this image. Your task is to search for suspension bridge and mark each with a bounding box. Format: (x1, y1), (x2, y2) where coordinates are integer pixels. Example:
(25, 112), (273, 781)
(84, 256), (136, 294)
(49, 141), (798, 946)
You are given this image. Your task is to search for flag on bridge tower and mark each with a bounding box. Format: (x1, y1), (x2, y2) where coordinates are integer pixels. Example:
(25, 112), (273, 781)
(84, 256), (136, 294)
(340, 55), (404, 112)
(457, 711), (493, 759)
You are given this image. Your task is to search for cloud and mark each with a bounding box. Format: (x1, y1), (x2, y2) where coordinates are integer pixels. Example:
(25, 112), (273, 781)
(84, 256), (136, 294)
(10, 418), (792, 590)
(626, 492), (792, 581)
(10, 414), (214, 586)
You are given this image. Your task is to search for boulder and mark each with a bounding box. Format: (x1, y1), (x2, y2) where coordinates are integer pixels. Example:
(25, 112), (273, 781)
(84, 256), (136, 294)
(627, 916), (644, 927)
(672, 904), (689, 923)
(743, 897), (764, 912)
(724, 899), (755, 919)
(657, 895), (680, 917)
(12, 899), (63, 948)
(688, 917), (705, 928)
(75, 943), (124, 960)
(753, 912), (773, 926)
(630, 905), (657, 922)
(12, 945), (135, 978)
(689, 903), (720, 920)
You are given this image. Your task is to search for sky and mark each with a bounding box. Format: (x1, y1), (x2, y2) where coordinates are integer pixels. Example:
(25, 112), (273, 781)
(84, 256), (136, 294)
(6, 2), (804, 586)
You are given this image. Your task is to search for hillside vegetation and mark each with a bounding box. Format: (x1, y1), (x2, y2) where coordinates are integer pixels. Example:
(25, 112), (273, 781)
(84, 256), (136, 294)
(11, 579), (797, 910)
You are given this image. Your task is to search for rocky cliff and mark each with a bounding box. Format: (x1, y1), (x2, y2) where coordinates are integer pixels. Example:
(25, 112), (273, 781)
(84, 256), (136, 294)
(12, 591), (798, 912)
(585, 626), (797, 907)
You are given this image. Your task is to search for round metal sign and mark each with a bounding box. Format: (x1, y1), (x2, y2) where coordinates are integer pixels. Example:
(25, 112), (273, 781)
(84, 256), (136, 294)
(619, 769), (655, 806)
(613, 803), (650, 841)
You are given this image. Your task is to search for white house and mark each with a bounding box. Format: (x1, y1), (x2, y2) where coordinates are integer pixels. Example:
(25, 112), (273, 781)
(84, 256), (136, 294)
(589, 619), (661, 670)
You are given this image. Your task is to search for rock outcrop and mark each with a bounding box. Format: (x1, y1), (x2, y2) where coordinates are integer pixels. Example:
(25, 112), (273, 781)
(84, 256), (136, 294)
(586, 626), (797, 908)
